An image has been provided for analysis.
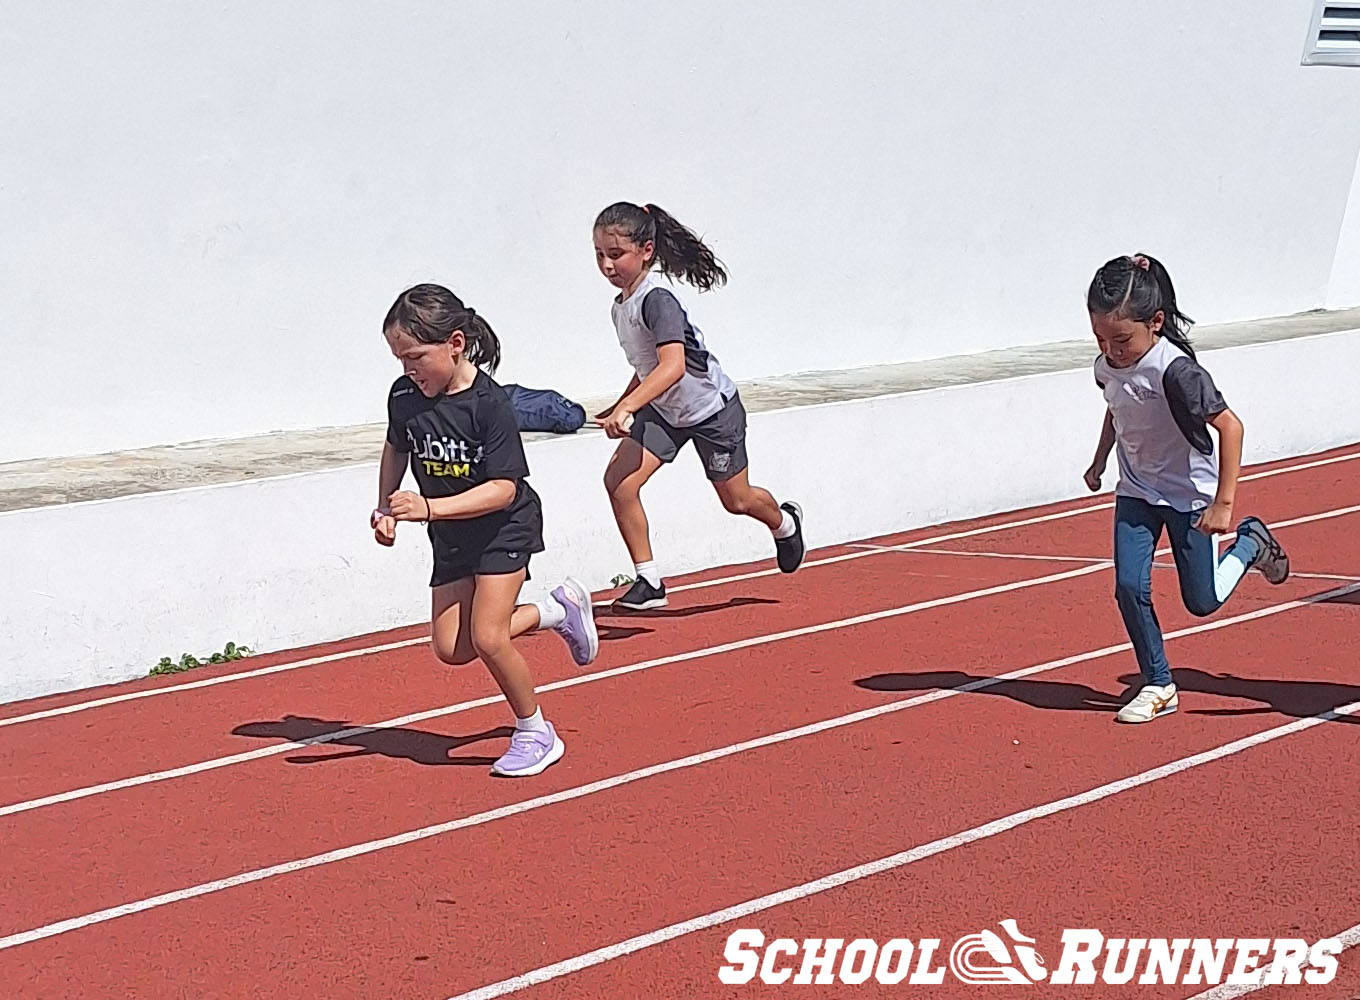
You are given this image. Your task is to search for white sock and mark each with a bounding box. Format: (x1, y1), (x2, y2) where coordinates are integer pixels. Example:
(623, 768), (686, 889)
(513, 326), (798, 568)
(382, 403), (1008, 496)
(515, 707), (548, 732)
(635, 560), (662, 588)
(774, 509), (797, 539)
(534, 594), (566, 630)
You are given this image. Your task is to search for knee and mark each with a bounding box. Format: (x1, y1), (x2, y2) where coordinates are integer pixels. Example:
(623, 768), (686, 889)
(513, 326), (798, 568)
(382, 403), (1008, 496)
(433, 639), (477, 667)
(1181, 590), (1221, 619)
(718, 488), (754, 516)
(604, 468), (633, 502)
(470, 626), (512, 662)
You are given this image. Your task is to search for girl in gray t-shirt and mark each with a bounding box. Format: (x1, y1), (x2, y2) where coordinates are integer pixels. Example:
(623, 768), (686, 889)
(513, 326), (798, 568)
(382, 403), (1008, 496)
(1083, 255), (1290, 725)
(591, 201), (805, 612)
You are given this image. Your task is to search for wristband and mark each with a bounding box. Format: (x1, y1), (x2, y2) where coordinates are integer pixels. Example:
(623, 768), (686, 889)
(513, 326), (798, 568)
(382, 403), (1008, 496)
(371, 507), (391, 529)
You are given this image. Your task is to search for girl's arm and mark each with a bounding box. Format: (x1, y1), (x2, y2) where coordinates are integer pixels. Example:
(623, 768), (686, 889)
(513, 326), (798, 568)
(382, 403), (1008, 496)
(378, 441), (406, 508)
(1084, 409), (1116, 491)
(388, 480), (517, 524)
(1197, 408), (1243, 534)
(373, 441), (407, 545)
(596, 374), (642, 419)
(598, 344), (686, 438)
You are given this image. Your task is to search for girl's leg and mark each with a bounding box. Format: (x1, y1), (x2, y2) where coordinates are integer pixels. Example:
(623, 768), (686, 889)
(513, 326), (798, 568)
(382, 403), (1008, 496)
(1112, 497), (1171, 688)
(436, 574), (597, 670)
(711, 469), (806, 574)
(603, 438), (665, 564)
(432, 578), (541, 667)
(469, 570), (540, 718)
(604, 438), (669, 609)
(431, 579), (478, 666)
(1166, 509), (1263, 618)
(711, 468), (782, 530)
(470, 570), (565, 777)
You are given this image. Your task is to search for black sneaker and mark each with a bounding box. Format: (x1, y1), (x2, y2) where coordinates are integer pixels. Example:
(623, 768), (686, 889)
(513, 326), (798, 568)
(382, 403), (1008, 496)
(1238, 516), (1289, 584)
(613, 576), (668, 611)
(775, 501), (805, 574)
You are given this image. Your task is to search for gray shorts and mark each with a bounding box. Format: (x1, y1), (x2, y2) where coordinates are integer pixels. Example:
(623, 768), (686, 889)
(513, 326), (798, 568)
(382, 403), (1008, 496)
(631, 393), (749, 482)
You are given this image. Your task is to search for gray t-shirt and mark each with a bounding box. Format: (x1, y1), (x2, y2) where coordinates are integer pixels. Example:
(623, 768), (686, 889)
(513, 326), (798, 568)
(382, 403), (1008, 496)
(612, 270), (736, 427)
(1094, 337), (1228, 511)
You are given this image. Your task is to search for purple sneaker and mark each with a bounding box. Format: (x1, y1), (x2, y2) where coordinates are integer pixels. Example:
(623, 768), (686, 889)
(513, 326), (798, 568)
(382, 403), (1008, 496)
(491, 722), (565, 777)
(550, 577), (599, 667)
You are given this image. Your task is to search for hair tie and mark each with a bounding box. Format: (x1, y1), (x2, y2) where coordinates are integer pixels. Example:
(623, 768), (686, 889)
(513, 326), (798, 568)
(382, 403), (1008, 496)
(641, 205), (650, 214)
(465, 306), (476, 319)
(1132, 255), (1151, 271)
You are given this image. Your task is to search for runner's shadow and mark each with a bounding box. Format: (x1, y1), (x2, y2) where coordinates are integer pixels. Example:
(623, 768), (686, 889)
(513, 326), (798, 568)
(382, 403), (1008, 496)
(599, 624), (653, 641)
(1164, 669), (1360, 725)
(231, 715), (515, 766)
(854, 671), (1127, 713)
(607, 596), (778, 619)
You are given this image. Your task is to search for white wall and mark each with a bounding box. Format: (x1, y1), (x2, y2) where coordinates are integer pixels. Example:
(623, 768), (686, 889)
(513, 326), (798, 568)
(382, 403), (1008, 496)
(4, 328), (1359, 704)
(2, 1), (1360, 463)
(1329, 147), (1360, 309)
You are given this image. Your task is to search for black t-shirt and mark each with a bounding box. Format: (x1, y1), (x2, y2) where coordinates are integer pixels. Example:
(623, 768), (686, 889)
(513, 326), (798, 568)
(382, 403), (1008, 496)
(386, 370), (544, 559)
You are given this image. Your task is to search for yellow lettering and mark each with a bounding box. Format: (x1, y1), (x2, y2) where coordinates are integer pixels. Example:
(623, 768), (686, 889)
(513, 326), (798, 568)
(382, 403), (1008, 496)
(423, 461), (472, 478)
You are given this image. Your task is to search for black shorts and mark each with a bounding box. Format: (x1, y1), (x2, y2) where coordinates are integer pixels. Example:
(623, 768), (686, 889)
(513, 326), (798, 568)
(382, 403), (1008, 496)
(430, 548), (532, 588)
(426, 484), (544, 588)
(631, 392), (749, 482)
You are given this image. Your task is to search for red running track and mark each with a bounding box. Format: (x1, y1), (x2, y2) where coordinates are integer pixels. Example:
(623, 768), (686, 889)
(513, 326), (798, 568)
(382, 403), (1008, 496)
(2, 445), (1359, 999)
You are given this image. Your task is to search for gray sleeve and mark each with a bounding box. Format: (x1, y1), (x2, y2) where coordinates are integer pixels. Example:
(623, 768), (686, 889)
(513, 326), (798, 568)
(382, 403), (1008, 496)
(640, 289), (687, 346)
(1163, 357), (1227, 455)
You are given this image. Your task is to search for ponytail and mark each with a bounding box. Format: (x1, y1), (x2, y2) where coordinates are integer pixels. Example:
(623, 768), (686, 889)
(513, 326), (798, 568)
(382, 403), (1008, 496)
(593, 201), (728, 291)
(1086, 253), (1195, 358)
(383, 283), (502, 373)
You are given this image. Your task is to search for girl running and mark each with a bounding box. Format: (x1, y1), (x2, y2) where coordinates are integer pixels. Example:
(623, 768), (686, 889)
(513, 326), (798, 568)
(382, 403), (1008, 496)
(373, 283), (597, 776)
(592, 201), (806, 610)
(1084, 254), (1290, 724)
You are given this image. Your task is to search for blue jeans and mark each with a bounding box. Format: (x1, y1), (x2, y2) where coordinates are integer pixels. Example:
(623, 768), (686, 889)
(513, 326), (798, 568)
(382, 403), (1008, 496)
(1113, 497), (1261, 687)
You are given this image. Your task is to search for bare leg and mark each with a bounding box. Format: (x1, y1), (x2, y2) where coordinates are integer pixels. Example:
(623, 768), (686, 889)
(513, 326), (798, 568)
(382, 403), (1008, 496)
(711, 468), (783, 531)
(469, 570), (539, 719)
(603, 438), (665, 564)
(432, 579), (541, 667)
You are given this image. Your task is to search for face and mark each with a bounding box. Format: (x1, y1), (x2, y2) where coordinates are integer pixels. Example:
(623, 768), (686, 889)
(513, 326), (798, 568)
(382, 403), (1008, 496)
(1090, 310), (1162, 369)
(384, 325), (463, 397)
(594, 226), (653, 291)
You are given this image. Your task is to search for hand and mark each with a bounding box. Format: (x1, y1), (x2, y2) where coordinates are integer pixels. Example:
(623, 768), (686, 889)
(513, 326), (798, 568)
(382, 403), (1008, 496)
(594, 408), (635, 440)
(1083, 463), (1104, 492)
(371, 507), (396, 546)
(388, 490), (432, 522)
(1196, 500), (1233, 535)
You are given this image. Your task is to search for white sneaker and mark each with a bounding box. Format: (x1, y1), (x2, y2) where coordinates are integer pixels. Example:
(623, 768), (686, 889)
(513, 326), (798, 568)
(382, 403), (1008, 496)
(1116, 683), (1178, 724)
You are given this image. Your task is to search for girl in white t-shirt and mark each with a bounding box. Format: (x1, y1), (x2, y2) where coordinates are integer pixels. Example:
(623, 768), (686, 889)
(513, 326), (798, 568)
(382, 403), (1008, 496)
(1084, 254), (1289, 724)
(592, 201), (805, 611)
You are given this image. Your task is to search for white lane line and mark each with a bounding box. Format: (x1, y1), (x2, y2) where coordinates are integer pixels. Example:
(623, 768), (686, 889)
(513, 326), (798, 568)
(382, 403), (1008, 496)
(445, 698), (1360, 999)
(2, 581), (1353, 952)
(7, 500), (1360, 817)
(0, 563), (1110, 816)
(5, 449), (1356, 729)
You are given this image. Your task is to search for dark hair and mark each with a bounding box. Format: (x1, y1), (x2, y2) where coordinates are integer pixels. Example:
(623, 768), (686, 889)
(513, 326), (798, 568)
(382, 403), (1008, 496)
(594, 202), (728, 292)
(382, 283), (501, 373)
(1086, 254), (1196, 359)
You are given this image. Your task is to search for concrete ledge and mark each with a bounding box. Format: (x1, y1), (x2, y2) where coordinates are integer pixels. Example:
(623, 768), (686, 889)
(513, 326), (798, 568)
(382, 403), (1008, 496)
(5, 306), (1359, 512)
(4, 317), (1360, 703)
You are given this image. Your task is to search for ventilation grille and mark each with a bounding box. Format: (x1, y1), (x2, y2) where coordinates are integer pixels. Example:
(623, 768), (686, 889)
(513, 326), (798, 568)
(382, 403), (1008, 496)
(1303, 1), (1360, 65)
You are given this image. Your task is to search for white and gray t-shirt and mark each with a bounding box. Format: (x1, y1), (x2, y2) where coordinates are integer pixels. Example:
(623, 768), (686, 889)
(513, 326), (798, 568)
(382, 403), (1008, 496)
(1095, 337), (1228, 512)
(612, 270), (736, 428)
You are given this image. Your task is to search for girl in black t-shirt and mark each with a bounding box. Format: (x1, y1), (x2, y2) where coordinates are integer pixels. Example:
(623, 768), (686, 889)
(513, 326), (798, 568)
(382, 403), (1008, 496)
(373, 284), (597, 778)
